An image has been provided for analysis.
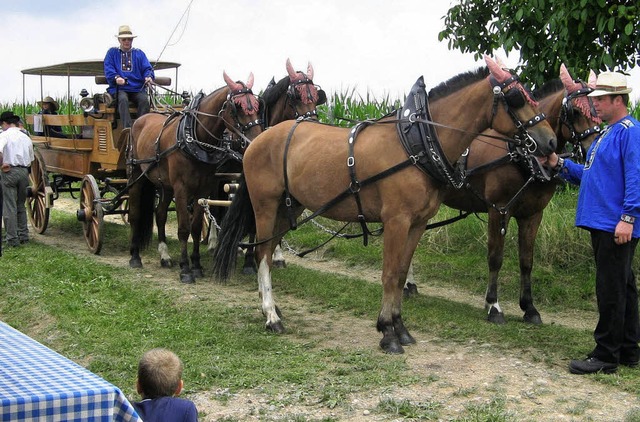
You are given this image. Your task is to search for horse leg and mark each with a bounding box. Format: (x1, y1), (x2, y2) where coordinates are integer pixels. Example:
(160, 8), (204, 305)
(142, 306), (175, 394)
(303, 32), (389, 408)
(403, 259), (419, 297)
(156, 190), (173, 268)
(254, 210), (288, 333)
(189, 203), (205, 279)
(242, 237), (258, 275)
(174, 192), (195, 284)
(377, 219), (419, 354)
(272, 241), (286, 268)
(516, 213), (543, 324)
(485, 210), (507, 324)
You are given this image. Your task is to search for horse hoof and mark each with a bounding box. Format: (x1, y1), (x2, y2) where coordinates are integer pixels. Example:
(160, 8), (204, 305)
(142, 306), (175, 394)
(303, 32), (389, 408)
(267, 321), (285, 334)
(403, 283), (419, 298)
(180, 273), (195, 284)
(487, 307), (506, 324)
(160, 259), (173, 268)
(398, 332), (416, 346)
(129, 258), (143, 269)
(273, 260), (286, 269)
(524, 310), (542, 325)
(192, 268), (204, 278)
(380, 338), (405, 354)
(242, 266), (257, 275)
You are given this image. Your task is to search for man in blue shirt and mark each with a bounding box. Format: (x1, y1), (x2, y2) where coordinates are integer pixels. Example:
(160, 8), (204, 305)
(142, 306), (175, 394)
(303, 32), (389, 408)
(103, 25), (155, 128)
(548, 71), (640, 374)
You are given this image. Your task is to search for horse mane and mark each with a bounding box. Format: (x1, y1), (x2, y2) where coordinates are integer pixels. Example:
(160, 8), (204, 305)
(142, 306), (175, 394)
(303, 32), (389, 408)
(532, 79), (564, 100)
(428, 67), (490, 101)
(262, 76), (289, 107)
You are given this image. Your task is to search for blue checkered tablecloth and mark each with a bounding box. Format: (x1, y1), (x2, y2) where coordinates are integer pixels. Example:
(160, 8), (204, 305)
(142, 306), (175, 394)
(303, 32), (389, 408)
(0, 321), (141, 421)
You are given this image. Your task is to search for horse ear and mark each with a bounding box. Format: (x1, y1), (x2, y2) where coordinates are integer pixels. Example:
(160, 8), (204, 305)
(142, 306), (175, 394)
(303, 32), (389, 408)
(246, 72), (254, 89)
(559, 63), (576, 92)
(223, 71), (240, 91)
(485, 55), (510, 83)
(588, 69), (597, 88)
(307, 62), (314, 80)
(286, 58), (297, 80)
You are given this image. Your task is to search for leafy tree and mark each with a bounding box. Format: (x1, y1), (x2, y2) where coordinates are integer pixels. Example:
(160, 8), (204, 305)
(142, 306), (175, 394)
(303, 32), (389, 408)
(438, 0), (639, 87)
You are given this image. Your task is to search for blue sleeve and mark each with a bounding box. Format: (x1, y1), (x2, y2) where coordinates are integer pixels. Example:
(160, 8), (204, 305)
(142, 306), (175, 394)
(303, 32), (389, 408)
(558, 158), (583, 185)
(622, 124), (640, 218)
(137, 50), (155, 80)
(103, 47), (120, 84)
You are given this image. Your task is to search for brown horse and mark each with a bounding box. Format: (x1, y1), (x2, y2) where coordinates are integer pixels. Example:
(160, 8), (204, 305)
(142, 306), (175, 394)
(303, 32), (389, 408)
(128, 72), (263, 283)
(212, 56), (558, 354)
(207, 59), (326, 274)
(404, 64), (601, 325)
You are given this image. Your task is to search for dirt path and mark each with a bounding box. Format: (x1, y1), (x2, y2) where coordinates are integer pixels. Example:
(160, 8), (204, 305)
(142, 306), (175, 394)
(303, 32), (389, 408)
(32, 201), (640, 421)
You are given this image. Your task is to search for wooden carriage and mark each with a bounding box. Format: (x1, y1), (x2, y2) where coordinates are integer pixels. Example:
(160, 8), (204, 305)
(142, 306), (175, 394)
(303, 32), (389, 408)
(21, 60), (183, 254)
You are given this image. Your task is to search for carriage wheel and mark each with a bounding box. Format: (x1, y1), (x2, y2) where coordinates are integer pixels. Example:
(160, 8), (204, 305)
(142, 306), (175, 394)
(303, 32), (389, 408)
(79, 175), (104, 254)
(102, 185), (129, 224)
(26, 149), (50, 234)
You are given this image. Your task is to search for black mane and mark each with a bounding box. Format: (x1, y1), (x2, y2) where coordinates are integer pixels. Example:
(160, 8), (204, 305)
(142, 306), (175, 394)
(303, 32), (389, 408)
(262, 76), (290, 107)
(428, 67), (491, 101)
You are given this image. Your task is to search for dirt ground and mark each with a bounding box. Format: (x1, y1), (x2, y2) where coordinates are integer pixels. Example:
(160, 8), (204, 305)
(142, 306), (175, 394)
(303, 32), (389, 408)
(31, 200), (640, 421)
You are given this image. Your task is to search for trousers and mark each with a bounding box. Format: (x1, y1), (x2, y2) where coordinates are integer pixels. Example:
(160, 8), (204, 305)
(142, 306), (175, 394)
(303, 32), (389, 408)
(117, 90), (150, 128)
(1, 167), (29, 246)
(589, 229), (640, 364)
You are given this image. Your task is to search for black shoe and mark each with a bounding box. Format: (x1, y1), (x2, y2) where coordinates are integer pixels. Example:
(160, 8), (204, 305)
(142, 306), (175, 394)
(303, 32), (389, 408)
(569, 357), (618, 374)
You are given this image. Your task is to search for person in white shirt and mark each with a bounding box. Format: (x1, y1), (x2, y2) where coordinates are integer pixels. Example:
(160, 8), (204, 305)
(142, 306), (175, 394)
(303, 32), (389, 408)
(0, 111), (34, 247)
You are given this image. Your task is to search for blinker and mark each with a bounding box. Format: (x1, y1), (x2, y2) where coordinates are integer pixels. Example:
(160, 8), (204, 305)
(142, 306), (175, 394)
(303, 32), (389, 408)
(504, 88), (526, 108)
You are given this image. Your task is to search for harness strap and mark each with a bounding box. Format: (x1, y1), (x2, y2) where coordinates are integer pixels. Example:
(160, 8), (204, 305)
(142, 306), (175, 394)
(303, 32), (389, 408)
(347, 121), (377, 246)
(282, 118), (307, 230)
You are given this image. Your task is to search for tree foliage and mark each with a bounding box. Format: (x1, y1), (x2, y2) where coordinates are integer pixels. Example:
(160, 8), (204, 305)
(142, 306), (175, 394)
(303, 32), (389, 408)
(439, 0), (639, 87)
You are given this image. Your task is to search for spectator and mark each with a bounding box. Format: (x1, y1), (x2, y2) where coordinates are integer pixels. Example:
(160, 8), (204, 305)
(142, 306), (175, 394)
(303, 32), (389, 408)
(0, 111), (34, 247)
(34, 96), (66, 138)
(103, 25), (155, 128)
(548, 71), (640, 374)
(134, 348), (198, 422)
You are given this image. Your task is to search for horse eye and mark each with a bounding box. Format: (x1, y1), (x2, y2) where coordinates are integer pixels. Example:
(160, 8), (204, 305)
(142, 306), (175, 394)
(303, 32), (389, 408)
(505, 89), (526, 108)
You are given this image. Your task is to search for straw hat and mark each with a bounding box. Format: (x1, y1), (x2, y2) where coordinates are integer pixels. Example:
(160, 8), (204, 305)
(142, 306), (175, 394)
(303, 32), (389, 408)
(38, 96), (59, 112)
(116, 25), (137, 39)
(588, 71), (632, 97)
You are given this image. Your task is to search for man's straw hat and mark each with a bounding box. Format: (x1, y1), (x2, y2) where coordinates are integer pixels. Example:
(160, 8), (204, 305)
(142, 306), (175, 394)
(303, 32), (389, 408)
(37, 96), (59, 112)
(588, 71), (632, 97)
(116, 25), (137, 39)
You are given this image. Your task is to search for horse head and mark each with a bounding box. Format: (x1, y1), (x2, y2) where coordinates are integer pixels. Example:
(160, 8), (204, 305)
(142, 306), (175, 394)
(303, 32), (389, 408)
(285, 58), (326, 119)
(558, 64), (602, 160)
(221, 71), (263, 142)
(485, 55), (557, 157)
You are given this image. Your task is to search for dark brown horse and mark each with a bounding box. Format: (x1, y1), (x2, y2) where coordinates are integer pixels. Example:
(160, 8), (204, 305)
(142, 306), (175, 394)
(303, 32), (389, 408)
(212, 56), (558, 354)
(404, 64), (601, 324)
(128, 72), (263, 283)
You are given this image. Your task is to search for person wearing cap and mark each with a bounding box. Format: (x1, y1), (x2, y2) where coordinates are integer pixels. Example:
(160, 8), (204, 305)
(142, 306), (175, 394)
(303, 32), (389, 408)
(103, 25), (155, 128)
(0, 111), (34, 247)
(34, 96), (66, 138)
(547, 71), (640, 375)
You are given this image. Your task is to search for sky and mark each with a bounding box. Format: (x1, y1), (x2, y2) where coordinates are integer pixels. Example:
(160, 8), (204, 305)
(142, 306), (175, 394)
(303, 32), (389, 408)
(4, 0), (640, 105)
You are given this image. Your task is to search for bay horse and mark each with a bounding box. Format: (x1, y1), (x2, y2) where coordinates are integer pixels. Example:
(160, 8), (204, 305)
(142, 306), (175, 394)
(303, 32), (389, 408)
(212, 55), (558, 354)
(404, 64), (601, 325)
(207, 59), (326, 274)
(127, 72), (263, 283)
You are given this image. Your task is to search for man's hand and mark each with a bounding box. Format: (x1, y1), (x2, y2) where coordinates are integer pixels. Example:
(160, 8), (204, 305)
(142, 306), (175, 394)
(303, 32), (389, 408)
(1, 163), (10, 173)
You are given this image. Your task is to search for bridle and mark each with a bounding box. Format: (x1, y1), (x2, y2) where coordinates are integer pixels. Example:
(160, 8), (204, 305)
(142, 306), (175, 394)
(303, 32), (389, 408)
(488, 74), (548, 156)
(286, 76), (323, 119)
(560, 81), (601, 162)
(221, 86), (264, 135)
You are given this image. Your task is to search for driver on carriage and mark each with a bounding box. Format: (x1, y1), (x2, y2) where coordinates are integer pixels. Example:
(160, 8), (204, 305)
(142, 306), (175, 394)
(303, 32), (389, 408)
(103, 25), (155, 128)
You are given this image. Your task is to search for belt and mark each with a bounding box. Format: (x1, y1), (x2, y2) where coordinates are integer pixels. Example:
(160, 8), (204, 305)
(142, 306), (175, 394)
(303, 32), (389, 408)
(10, 165), (29, 168)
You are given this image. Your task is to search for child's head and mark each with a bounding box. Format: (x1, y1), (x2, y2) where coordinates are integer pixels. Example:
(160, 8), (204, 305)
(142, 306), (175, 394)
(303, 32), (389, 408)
(136, 348), (184, 399)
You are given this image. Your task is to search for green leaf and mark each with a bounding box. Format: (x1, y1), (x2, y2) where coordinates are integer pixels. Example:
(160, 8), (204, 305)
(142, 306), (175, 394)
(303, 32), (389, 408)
(607, 17), (615, 33)
(625, 22), (633, 36)
(516, 9), (524, 21)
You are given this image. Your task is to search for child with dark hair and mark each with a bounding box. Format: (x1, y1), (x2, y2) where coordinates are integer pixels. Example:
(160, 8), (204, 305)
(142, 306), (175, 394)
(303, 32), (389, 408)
(134, 348), (198, 421)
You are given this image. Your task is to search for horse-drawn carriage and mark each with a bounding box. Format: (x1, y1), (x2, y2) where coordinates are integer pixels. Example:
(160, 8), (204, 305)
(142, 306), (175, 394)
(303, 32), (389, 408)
(21, 59), (184, 253)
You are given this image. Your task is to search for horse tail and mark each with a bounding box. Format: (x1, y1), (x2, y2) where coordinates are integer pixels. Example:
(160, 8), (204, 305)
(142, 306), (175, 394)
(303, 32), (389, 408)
(212, 176), (255, 281)
(138, 181), (157, 249)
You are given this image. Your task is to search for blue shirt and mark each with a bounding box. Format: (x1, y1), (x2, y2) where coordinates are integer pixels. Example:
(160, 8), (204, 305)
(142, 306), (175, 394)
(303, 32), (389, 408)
(134, 396), (198, 422)
(560, 115), (640, 238)
(104, 47), (154, 95)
